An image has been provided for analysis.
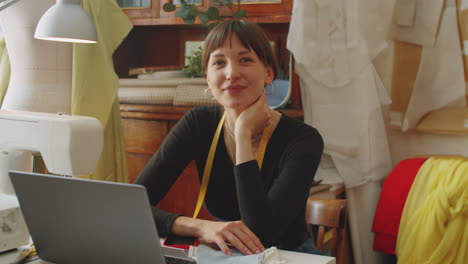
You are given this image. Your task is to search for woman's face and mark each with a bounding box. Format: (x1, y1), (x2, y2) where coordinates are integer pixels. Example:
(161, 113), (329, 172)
(206, 34), (274, 110)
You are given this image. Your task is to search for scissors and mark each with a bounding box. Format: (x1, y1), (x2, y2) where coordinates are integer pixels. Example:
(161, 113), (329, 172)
(9, 245), (37, 264)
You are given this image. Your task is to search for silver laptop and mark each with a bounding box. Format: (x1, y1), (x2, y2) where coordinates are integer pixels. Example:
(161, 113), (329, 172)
(9, 170), (195, 264)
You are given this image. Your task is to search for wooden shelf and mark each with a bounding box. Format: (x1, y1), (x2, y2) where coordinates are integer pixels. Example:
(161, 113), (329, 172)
(120, 104), (191, 121)
(120, 103), (303, 120)
(129, 15), (291, 26)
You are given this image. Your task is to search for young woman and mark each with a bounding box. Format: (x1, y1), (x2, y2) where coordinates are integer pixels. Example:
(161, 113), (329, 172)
(135, 20), (324, 256)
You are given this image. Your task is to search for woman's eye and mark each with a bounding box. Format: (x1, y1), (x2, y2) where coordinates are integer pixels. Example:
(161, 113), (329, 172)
(240, 57), (253, 63)
(213, 60), (225, 66)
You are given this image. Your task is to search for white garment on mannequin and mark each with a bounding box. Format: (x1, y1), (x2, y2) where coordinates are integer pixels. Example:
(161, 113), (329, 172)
(346, 182), (386, 264)
(288, 1), (394, 263)
(356, 0), (391, 60)
(463, 0), (468, 10)
(288, 0), (370, 88)
(288, 0), (389, 88)
(402, 0), (466, 131)
(395, 0), (417, 27)
(296, 62), (391, 187)
(0, 0), (72, 113)
(396, 0), (444, 46)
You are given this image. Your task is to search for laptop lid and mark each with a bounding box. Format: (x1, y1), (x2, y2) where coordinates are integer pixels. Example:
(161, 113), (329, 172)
(9, 170), (166, 264)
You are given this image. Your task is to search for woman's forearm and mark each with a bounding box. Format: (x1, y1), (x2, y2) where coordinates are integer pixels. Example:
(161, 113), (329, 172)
(235, 129), (255, 165)
(171, 216), (207, 238)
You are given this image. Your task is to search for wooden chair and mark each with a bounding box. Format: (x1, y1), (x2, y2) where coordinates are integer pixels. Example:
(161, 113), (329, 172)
(305, 198), (352, 264)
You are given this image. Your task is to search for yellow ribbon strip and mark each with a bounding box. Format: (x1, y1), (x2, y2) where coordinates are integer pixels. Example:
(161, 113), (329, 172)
(256, 122), (271, 169)
(192, 113), (226, 218)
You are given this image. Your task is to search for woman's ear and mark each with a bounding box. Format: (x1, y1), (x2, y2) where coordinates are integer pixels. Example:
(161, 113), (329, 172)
(264, 66), (274, 85)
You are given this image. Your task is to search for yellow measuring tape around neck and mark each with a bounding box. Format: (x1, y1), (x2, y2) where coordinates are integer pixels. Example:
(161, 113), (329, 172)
(192, 112), (271, 218)
(256, 122), (271, 169)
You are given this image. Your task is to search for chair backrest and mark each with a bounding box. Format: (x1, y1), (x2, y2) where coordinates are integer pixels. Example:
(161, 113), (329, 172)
(305, 198), (349, 264)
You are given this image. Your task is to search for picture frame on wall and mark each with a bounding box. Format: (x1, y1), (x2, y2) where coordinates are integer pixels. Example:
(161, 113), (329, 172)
(184, 41), (204, 67)
(239, 0), (281, 3)
(173, 0), (202, 5)
(117, 0), (151, 7)
(173, 0), (281, 5)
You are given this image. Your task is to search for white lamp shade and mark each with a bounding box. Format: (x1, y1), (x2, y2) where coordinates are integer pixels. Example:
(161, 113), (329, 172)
(0, 0), (20, 11)
(34, 0), (97, 43)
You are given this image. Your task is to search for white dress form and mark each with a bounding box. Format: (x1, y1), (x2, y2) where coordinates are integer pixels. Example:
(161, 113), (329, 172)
(0, 0), (74, 252)
(0, 0), (72, 113)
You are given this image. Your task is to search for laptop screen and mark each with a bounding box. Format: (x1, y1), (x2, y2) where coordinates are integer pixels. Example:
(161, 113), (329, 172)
(9, 171), (167, 264)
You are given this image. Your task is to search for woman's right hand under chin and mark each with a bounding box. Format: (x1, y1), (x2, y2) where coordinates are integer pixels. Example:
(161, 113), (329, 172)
(235, 94), (271, 141)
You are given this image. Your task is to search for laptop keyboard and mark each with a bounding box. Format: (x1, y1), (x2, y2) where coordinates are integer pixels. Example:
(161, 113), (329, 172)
(164, 255), (197, 264)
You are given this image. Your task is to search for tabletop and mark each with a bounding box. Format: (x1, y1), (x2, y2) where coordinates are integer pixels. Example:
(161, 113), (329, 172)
(0, 248), (336, 264)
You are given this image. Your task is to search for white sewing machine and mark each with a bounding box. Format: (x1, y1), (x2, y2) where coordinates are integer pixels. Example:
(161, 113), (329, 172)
(0, 109), (103, 252)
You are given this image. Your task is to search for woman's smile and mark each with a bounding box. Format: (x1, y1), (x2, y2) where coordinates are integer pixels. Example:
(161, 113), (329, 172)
(223, 84), (247, 94)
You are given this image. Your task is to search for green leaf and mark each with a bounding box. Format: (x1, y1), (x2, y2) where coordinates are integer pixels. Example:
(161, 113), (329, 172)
(207, 22), (219, 31)
(199, 14), (209, 24)
(162, 3), (176, 12)
(190, 5), (201, 15)
(233, 9), (246, 19)
(172, 0), (245, 27)
(183, 14), (196, 24)
(206, 7), (219, 21)
(176, 5), (192, 19)
(211, 0), (226, 5)
(212, 0), (232, 8)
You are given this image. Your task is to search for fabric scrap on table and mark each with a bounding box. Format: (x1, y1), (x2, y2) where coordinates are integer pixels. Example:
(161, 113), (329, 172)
(196, 245), (285, 264)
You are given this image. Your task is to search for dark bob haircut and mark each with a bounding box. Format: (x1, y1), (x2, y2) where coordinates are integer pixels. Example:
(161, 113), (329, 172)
(202, 20), (278, 80)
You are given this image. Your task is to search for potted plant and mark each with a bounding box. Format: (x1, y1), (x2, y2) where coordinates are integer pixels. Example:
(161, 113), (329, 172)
(184, 46), (204, 77)
(163, 0), (246, 29)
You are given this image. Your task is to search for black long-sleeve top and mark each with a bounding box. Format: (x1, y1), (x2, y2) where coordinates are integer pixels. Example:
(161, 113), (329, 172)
(135, 106), (323, 250)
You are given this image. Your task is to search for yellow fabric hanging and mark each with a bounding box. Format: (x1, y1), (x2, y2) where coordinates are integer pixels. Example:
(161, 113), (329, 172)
(396, 156), (468, 264)
(0, 38), (10, 107)
(72, 0), (133, 182)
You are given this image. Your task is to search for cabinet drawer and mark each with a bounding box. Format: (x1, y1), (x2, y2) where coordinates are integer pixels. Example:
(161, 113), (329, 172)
(122, 118), (170, 154)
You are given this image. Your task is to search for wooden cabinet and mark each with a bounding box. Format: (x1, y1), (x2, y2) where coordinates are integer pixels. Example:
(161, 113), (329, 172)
(216, 0), (292, 20)
(118, 0), (160, 20)
(120, 105), (215, 219)
(115, 1), (300, 220)
(119, 0), (293, 25)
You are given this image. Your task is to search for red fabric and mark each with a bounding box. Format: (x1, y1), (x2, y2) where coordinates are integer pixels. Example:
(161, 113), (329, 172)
(372, 158), (427, 255)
